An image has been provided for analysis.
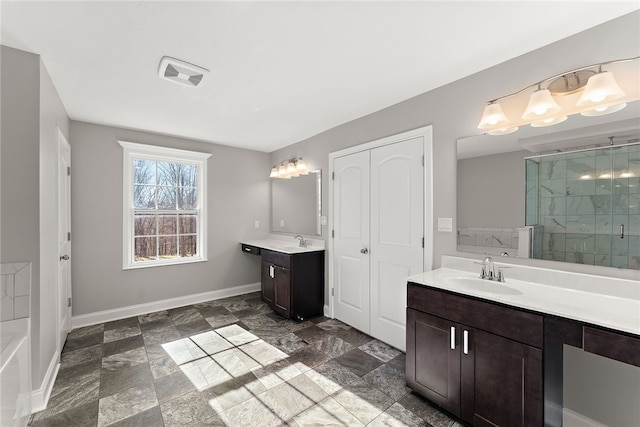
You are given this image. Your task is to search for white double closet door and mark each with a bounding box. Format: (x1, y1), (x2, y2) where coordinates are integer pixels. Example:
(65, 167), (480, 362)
(332, 135), (424, 351)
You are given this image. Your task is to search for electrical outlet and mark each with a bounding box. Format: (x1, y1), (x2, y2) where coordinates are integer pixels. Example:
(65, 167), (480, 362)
(280, 220), (285, 227)
(321, 216), (328, 226)
(254, 221), (260, 228)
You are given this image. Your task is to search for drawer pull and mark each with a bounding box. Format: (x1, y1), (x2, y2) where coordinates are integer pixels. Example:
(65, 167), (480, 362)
(463, 330), (469, 355)
(269, 265), (275, 279)
(450, 326), (456, 350)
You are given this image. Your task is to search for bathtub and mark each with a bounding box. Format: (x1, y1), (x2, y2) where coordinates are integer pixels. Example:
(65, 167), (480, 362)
(0, 318), (31, 427)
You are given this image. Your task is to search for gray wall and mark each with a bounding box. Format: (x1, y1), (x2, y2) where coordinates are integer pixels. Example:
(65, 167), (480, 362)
(69, 121), (270, 315)
(1, 45), (70, 392)
(457, 150), (527, 229)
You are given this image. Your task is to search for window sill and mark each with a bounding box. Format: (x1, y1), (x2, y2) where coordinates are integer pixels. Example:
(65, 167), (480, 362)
(123, 257), (207, 270)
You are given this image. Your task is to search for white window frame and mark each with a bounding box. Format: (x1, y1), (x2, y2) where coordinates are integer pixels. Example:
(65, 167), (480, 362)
(119, 141), (211, 270)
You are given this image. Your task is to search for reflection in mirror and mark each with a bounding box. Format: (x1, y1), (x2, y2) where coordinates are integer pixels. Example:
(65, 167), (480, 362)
(272, 170), (321, 236)
(525, 142), (640, 269)
(457, 100), (640, 270)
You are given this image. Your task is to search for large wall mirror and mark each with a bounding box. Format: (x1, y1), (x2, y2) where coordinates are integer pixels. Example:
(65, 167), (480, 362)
(272, 170), (321, 236)
(457, 101), (640, 270)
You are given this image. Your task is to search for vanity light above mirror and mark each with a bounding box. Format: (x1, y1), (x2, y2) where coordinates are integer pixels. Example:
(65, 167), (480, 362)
(269, 157), (309, 179)
(477, 56), (639, 136)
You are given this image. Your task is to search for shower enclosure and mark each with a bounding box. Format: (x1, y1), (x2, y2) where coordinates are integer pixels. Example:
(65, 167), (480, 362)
(525, 142), (640, 269)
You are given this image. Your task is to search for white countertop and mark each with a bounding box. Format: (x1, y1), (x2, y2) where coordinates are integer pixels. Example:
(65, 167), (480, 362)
(241, 234), (325, 255)
(407, 256), (640, 336)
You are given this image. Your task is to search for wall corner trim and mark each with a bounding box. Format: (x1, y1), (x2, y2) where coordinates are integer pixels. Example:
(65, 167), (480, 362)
(31, 351), (59, 413)
(323, 304), (331, 318)
(71, 282), (261, 329)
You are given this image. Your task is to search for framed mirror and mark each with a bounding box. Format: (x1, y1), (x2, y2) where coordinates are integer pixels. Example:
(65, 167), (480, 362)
(456, 101), (640, 270)
(271, 170), (321, 236)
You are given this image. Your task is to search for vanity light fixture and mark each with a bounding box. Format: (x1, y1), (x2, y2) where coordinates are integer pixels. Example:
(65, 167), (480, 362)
(269, 158), (310, 179)
(477, 56), (639, 135)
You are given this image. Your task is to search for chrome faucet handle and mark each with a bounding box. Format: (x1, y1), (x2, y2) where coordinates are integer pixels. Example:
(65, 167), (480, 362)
(496, 266), (510, 282)
(479, 264), (488, 279)
(294, 234), (307, 247)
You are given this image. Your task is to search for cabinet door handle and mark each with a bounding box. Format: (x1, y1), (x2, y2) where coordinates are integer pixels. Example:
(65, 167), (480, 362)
(620, 224), (624, 239)
(269, 265), (275, 278)
(463, 330), (469, 355)
(450, 326), (456, 350)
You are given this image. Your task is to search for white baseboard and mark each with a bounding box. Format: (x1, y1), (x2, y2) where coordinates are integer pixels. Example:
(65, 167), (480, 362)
(31, 351), (59, 413)
(72, 282), (261, 329)
(563, 409), (606, 427)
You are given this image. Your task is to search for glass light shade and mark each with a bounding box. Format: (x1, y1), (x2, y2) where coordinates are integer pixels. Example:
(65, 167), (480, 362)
(530, 115), (567, 128)
(576, 71), (625, 106)
(296, 159), (309, 175)
(487, 126), (519, 136)
(269, 167), (279, 178)
(522, 89), (561, 120)
(278, 164), (287, 178)
(580, 102), (627, 117)
(286, 161), (299, 177)
(477, 103), (510, 130)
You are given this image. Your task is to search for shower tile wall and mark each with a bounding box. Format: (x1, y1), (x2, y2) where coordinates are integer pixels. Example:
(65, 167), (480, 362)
(526, 143), (640, 269)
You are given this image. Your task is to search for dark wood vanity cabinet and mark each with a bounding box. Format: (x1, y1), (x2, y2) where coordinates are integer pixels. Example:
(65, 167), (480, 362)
(261, 260), (291, 317)
(407, 283), (543, 426)
(260, 249), (324, 321)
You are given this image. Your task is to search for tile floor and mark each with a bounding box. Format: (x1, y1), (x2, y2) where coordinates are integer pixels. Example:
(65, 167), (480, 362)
(29, 292), (462, 427)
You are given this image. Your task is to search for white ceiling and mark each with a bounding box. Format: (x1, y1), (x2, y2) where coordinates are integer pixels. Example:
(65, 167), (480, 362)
(2, 1), (638, 152)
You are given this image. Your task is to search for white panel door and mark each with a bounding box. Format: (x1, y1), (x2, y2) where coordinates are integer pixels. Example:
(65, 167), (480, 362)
(58, 130), (72, 351)
(370, 137), (424, 351)
(333, 150), (370, 333)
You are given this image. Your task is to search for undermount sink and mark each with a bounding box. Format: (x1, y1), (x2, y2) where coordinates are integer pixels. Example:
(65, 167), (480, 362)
(446, 276), (523, 295)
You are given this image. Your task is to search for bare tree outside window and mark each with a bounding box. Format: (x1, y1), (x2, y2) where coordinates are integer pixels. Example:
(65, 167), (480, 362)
(133, 159), (199, 262)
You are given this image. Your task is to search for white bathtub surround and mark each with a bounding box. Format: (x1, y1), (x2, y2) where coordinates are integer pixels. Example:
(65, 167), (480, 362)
(0, 263), (32, 426)
(408, 255), (640, 335)
(1, 263), (31, 321)
(1, 318), (32, 427)
(241, 233), (326, 254)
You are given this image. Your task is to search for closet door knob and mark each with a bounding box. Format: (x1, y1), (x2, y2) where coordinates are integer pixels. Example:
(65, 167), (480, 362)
(60, 255), (70, 261)
(360, 247), (369, 254)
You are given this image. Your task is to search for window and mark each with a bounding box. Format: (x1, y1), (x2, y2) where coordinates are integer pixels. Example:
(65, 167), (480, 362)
(119, 141), (211, 269)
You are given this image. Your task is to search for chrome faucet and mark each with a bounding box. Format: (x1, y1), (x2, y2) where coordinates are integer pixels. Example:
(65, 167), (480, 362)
(479, 256), (506, 282)
(294, 235), (307, 248)
(480, 256), (494, 280)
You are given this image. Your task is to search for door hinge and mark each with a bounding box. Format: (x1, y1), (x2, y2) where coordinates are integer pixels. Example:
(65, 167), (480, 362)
(67, 232), (71, 241)
(422, 155), (424, 166)
(331, 288), (334, 296)
(422, 237), (424, 248)
(67, 166), (71, 176)
(332, 172), (335, 180)
(67, 297), (72, 307)
(332, 230), (335, 238)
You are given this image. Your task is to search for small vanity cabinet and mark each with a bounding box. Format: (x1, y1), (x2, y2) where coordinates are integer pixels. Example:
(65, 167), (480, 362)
(260, 249), (324, 321)
(406, 283), (543, 426)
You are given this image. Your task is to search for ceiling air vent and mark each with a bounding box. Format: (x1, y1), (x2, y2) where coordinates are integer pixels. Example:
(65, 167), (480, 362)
(158, 56), (209, 87)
